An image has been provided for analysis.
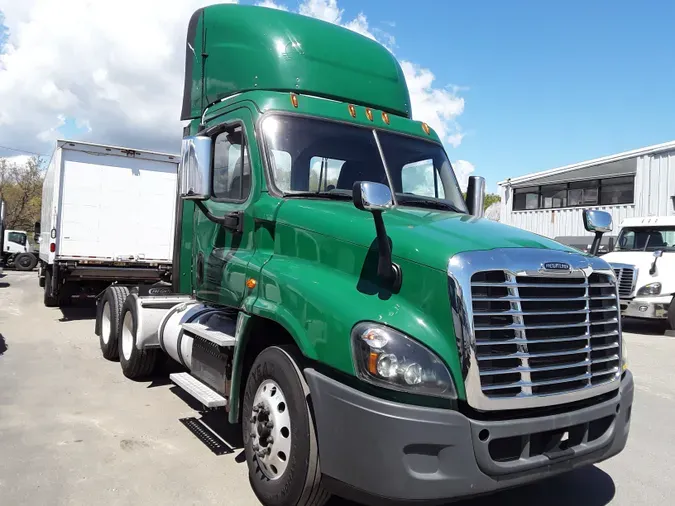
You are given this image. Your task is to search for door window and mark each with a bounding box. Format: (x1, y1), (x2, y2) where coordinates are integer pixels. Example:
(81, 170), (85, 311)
(213, 126), (251, 201)
(7, 232), (26, 246)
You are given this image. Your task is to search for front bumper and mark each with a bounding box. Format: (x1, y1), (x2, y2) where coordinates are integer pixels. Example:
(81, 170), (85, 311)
(621, 295), (670, 319)
(305, 369), (633, 505)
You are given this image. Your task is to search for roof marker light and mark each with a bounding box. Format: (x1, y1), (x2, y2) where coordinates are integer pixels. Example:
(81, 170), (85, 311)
(365, 108), (373, 121)
(348, 104), (356, 118)
(290, 93), (299, 108)
(382, 112), (390, 125)
(422, 122), (430, 135)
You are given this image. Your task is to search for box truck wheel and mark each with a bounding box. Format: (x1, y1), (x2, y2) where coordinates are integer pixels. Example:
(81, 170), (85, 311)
(43, 269), (59, 307)
(14, 252), (37, 271)
(243, 346), (329, 506)
(118, 297), (158, 379)
(98, 286), (130, 360)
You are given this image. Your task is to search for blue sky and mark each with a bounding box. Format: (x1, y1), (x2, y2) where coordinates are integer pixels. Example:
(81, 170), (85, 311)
(306, 0), (675, 190)
(2, 0), (675, 193)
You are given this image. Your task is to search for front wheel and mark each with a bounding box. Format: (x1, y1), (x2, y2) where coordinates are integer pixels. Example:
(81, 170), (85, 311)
(14, 253), (37, 271)
(242, 346), (329, 506)
(667, 296), (675, 330)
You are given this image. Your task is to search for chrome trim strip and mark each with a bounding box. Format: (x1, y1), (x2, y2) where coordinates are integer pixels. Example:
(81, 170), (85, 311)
(448, 247), (623, 411)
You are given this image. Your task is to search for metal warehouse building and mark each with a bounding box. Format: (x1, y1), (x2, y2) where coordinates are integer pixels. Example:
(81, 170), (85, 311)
(497, 139), (675, 251)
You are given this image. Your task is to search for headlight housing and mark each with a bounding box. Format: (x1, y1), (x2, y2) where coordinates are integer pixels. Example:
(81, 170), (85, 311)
(637, 282), (661, 296)
(351, 322), (456, 398)
(621, 340), (628, 372)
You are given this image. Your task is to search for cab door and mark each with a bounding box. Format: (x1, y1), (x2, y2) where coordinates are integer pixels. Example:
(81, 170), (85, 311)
(192, 109), (257, 308)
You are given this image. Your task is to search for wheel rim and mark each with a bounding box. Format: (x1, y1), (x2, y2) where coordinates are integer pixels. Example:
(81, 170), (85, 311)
(18, 256), (31, 268)
(250, 379), (292, 480)
(101, 302), (111, 344)
(122, 311), (134, 360)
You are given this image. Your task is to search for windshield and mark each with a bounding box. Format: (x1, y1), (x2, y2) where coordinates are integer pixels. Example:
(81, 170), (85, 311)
(615, 226), (675, 251)
(7, 232), (26, 246)
(261, 115), (468, 213)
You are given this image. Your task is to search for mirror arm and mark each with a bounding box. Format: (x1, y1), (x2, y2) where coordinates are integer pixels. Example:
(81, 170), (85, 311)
(372, 211), (402, 291)
(194, 201), (243, 233)
(650, 254), (661, 275)
(589, 231), (604, 256)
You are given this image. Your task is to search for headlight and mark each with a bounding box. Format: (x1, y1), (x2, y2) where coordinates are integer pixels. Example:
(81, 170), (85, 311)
(621, 340), (628, 372)
(637, 282), (661, 296)
(351, 322), (456, 398)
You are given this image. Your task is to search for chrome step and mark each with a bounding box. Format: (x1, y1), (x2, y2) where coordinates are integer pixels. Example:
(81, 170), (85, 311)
(169, 372), (228, 408)
(182, 322), (236, 347)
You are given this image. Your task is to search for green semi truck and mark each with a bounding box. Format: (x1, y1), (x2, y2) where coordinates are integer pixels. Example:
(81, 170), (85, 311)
(95, 5), (633, 505)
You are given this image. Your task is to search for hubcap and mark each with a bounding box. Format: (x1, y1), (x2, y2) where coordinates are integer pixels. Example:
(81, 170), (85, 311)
(121, 312), (134, 360)
(19, 256), (31, 267)
(101, 302), (111, 344)
(250, 379), (291, 480)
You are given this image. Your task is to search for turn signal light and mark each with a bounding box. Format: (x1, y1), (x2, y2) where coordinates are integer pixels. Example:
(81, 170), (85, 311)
(246, 278), (257, 289)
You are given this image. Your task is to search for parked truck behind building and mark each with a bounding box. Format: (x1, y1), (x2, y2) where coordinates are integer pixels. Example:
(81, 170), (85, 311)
(37, 140), (179, 307)
(95, 5), (633, 506)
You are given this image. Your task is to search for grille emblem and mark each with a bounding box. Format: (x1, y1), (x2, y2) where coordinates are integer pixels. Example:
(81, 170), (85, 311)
(543, 262), (571, 271)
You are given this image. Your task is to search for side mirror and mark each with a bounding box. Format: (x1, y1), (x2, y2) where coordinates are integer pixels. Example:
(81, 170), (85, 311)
(583, 209), (612, 233)
(353, 181), (393, 212)
(650, 250), (663, 275)
(583, 209), (612, 256)
(179, 135), (212, 200)
(466, 176), (486, 218)
(352, 181), (401, 291)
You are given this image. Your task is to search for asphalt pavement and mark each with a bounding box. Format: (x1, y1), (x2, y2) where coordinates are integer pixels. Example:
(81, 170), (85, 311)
(0, 269), (673, 505)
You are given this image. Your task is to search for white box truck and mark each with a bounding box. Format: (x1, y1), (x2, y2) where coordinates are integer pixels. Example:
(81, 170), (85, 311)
(37, 140), (180, 307)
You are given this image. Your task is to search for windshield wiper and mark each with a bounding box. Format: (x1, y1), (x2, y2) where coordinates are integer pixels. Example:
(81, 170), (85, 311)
(397, 197), (465, 214)
(283, 191), (353, 200)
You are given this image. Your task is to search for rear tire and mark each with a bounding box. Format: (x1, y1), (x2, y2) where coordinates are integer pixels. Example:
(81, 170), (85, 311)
(14, 253), (37, 271)
(668, 296), (675, 331)
(118, 296), (158, 379)
(43, 269), (59, 307)
(243, 346), (329, 506)
(98, 286), (130, 360)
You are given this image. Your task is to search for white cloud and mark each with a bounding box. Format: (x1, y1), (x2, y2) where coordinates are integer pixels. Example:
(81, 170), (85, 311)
(256, 1), (289, 11)
(0, 0), (471, 180)
(451, 160), (476, 191)
(0, 155), (32, 166)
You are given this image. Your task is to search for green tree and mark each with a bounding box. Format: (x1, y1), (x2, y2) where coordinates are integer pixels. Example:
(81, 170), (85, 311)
(0, 156), (45, 234)
(461, 191), (501, 210)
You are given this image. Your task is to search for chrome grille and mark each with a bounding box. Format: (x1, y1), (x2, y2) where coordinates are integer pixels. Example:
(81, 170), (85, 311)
(612, 267), (636, 298)
(470, 270), (621, 399)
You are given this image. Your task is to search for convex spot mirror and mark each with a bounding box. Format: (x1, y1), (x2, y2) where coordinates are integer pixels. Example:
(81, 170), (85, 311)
(583, 209), (613, 233)
(353, 181), (393, 212)
(179, 135), (212, 200)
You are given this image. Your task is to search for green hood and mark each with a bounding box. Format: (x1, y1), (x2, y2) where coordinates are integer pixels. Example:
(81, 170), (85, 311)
(276, 200), (577, 271)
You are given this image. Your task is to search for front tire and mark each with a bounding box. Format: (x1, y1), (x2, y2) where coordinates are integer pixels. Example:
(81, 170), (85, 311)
(243, 346), (329, 506)
(118, 296), (158, 379)
(668, 296), (675, 330)
(14, 253), (37, 271)
(98, 286), (130, 360)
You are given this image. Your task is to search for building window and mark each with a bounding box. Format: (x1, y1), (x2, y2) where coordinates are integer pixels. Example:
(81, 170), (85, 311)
(540, 184), (567, 208)
(512, 175), (634, 211)
(513, 186), (540, 210)
(568, 180), (598, 206)
(600, 176), (634, 205)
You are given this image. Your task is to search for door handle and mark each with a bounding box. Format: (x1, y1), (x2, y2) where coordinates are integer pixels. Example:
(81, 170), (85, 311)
(195, 201), (244, 234)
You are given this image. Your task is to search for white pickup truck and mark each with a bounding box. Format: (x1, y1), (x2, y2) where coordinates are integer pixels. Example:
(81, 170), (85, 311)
(600, 216), (675, 329)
